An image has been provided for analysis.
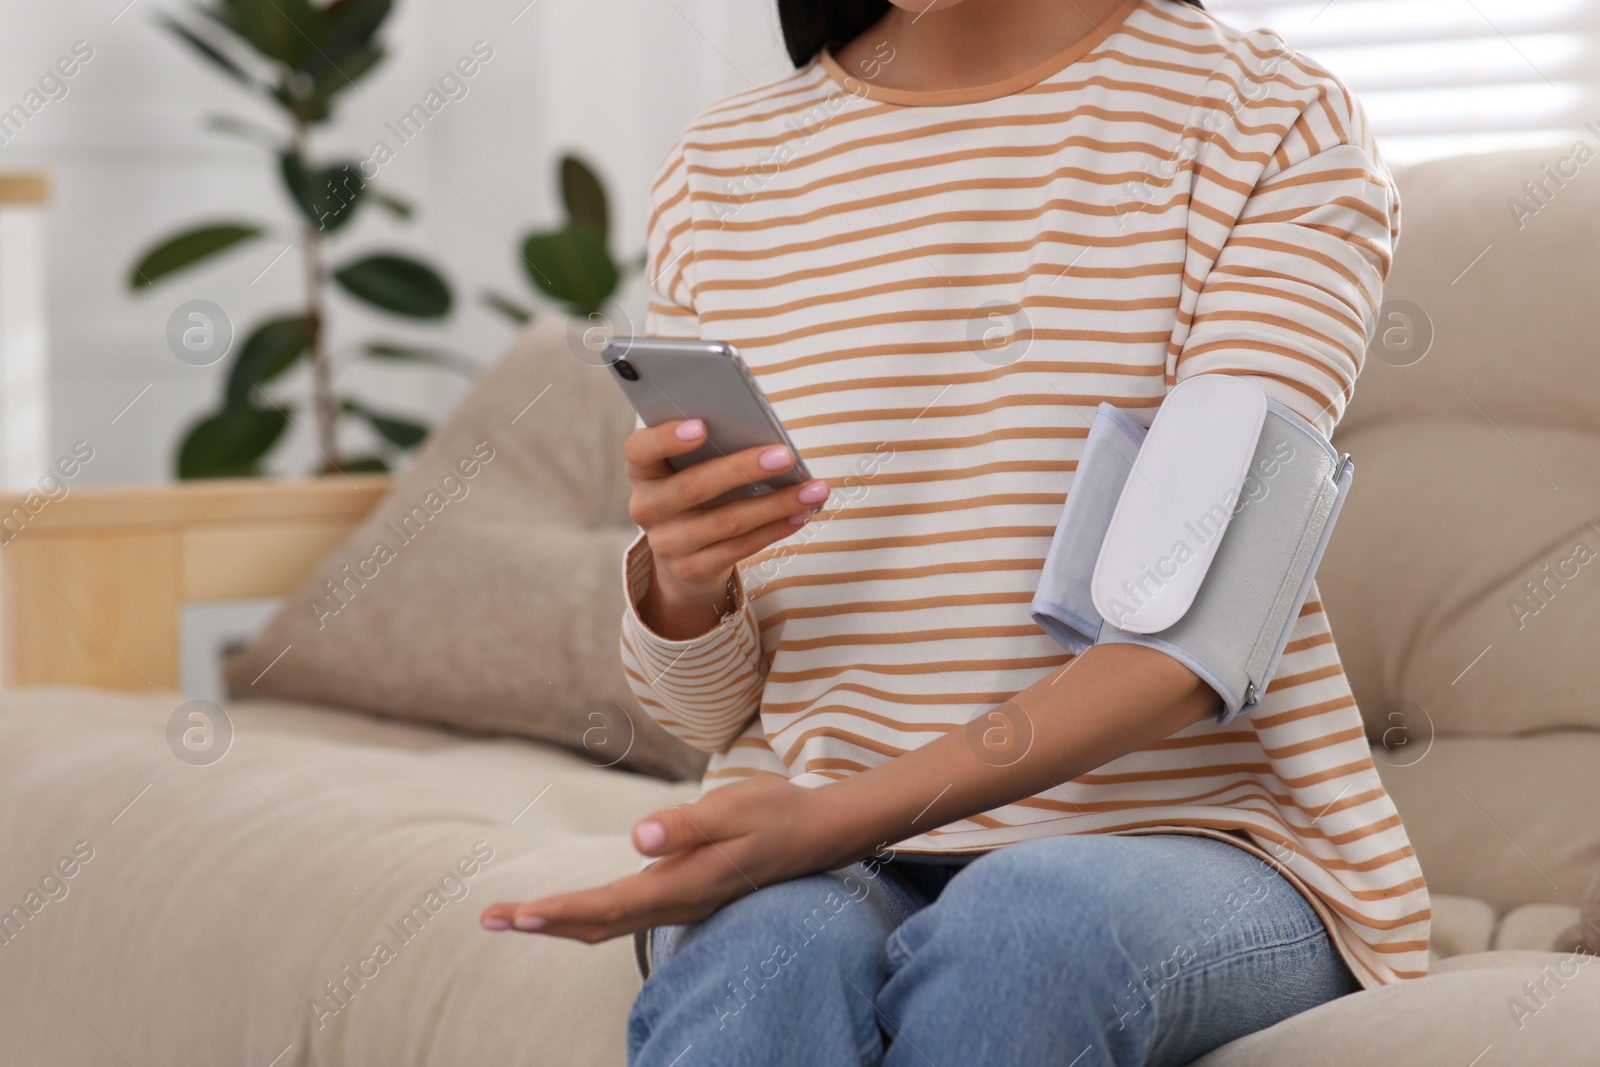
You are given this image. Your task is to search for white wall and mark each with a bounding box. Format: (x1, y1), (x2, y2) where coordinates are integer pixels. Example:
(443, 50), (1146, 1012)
(0, 0), (793, 485)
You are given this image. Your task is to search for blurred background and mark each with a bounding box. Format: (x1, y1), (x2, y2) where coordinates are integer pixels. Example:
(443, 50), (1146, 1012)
(0, 0), (1595, 489)
(0, 0), (791, 488)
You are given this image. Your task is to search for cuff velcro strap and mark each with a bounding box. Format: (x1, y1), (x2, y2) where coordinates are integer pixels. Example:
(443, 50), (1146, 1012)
(1030, 376), (1353, 724)
(1029, 403), (1148, 654)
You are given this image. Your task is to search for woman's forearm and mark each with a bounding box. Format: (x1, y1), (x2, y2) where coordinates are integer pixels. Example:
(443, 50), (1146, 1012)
(486, 644), (1223, 940)
(811, 644), (1222, 861)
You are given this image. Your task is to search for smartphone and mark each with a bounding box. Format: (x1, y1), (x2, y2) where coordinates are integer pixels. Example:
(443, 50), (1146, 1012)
(600, 336), (815, 509)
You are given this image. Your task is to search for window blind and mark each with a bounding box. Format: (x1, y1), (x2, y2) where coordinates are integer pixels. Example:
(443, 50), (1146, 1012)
(1206, 0), (1600, 162)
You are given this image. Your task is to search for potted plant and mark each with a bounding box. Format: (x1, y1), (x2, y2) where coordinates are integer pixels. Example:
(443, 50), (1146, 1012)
(130, 0), (468, 477)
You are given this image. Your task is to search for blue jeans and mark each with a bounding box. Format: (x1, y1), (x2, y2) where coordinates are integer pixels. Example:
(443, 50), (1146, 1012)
(629, 833), (1357, 1066)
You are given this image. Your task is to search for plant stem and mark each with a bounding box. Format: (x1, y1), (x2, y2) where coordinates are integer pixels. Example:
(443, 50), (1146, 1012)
(293, 123), (340, 473)
(304, 226), (339, 471)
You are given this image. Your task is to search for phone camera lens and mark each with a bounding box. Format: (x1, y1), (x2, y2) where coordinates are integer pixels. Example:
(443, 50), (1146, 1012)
(612, 359), (640, 381)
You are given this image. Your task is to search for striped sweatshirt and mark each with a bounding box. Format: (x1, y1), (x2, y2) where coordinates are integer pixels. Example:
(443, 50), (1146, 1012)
(617, 0), (1429, 989)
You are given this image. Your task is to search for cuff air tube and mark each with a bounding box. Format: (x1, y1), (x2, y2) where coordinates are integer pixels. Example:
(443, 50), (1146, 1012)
(1030, 376), (1354, 725)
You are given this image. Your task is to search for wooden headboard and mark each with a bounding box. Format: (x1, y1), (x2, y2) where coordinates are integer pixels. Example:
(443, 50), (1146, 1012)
(0, 477), (389, 689)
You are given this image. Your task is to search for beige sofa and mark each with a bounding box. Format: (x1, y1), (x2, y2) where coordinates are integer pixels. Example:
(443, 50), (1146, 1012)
(2, 145), (1597, 1065)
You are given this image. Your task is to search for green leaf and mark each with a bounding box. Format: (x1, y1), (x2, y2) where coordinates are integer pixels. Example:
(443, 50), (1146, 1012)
(317, 0), (393, 65)
(342, 399), (428, 448)
(363, 341), (477, 376)
(333, 253), (452, 318)
(560, 155), (608, 240)
(368, 188), (413, 220)
(129, 222), (264, 288)
(303, 42), (386, 123)
(159, 14), (262, 93)
(214, 0), (319, 70)
(337, 454), (390, 473)
(176, 404), (290, 479)
(480, 289), (533, 325)
(520, 225), (619, 315)
(280, 152), (365, 233)
(158, 13), (262, 92)
(225, 316), (310, 410)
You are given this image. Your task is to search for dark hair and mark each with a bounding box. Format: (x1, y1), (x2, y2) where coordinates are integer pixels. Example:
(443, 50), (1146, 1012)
(777, 0), (1204, 68)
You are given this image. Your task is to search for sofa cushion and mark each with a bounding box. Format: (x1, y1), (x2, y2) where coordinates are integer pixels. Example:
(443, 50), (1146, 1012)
(1320, 421), (1600, 740)
(222, 318), (707, 781)
(1495, 904), (1583, 954)
(1316, 148), (1600, 743)
(1194, 949), (1600, 1066)
(1427, 894), (1495, 962)
(0, 687), (692, 1067)
(1345, 148), (1600, 441)
(1373, 734), (1600, 913)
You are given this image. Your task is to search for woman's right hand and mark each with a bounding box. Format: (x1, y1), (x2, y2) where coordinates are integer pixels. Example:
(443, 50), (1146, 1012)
(626, 417), (830, 639)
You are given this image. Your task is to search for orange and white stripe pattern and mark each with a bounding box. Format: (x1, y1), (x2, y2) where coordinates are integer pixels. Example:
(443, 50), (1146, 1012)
(618, 0), (1427, 988)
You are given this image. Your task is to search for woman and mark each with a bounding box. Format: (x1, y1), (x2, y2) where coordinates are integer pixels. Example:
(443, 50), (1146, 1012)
(483, 0), (1430, 1063)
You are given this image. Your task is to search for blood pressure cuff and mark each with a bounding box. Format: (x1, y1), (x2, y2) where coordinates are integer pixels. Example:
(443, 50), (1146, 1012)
(1030, 375), (1354, 725)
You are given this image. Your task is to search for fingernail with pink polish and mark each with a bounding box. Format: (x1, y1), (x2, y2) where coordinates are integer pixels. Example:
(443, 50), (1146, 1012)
(758, 446), (792, 471)
(636, 819), (667, 852)
(789, 513), (810, 527)
(797, 480), (829, 504)
(513, 914), (546, 931)
(482, 917), (511, 931)
(675, 419), (705, 441)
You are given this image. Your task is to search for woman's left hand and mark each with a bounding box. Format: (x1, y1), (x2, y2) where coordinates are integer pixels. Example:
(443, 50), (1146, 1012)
(479, 775), (863, 943)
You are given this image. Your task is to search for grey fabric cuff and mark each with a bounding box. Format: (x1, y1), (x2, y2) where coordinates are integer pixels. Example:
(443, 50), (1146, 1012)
(1029, 403), (1148, 652)
(1031, 394), (1352, 726)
